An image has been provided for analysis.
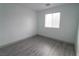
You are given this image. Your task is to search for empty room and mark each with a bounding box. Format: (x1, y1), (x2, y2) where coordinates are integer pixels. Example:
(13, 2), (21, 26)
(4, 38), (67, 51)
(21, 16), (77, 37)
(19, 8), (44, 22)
(0, 3), (79, 56)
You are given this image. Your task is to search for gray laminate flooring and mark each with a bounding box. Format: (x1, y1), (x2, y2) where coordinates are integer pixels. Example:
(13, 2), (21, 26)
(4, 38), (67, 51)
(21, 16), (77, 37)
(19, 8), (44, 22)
(0, 35), (75, 56)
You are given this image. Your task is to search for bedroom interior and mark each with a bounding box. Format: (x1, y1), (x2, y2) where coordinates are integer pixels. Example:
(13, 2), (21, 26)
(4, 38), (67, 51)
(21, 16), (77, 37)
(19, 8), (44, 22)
(0, 3), (79, 56)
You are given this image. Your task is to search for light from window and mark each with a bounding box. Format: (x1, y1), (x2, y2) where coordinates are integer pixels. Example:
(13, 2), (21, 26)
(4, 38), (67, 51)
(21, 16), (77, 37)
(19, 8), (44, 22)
(45, 12), (60, 28)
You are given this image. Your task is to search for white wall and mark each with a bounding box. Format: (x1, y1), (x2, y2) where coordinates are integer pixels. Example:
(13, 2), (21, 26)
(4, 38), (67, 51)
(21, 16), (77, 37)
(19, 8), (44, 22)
(76, 17), (79, 56)
(76, 22), (79, 56)
(37, 4), (78, 44)
(75, 4), (79, 56)
(0, 4), (37, 47)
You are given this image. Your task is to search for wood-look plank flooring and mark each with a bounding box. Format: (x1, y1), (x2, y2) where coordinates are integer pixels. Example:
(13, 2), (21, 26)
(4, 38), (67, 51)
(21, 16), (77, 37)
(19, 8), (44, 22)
(0, 35), (75, 56)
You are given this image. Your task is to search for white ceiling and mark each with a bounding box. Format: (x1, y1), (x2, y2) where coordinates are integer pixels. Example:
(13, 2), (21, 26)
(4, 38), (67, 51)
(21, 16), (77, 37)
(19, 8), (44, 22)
(16, 3), (65, 11)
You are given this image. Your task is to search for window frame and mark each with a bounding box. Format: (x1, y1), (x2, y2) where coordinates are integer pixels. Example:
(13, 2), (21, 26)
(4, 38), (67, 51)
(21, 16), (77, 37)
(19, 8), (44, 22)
(45, 12), (61, 28)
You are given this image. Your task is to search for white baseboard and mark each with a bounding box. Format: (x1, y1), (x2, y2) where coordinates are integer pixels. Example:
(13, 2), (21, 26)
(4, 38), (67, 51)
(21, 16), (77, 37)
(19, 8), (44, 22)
(0, 34), (37, 48)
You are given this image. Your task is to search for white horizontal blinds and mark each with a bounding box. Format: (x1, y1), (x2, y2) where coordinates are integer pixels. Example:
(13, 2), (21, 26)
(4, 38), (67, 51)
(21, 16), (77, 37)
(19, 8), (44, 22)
(45, 12), (60, 28)
(52, 12), (60, 28)
(45, 14), (53, 27)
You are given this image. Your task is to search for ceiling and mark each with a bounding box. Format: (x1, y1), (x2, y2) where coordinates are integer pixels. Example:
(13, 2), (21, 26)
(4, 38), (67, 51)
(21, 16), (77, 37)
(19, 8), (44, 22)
(16, 3), (65, 11)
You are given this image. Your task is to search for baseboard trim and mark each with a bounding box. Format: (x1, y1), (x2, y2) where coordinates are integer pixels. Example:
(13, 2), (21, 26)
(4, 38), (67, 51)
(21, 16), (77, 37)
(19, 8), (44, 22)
(0, 34), (37, 48)
(37, 34), (74, 45)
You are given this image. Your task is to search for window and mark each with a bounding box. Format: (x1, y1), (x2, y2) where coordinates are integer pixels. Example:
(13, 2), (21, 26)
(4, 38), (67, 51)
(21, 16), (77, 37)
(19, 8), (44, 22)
(45, 12), (60, 28)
